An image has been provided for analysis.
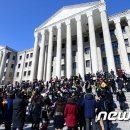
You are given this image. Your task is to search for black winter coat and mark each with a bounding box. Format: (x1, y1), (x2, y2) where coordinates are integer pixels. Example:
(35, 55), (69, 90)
(127, 80), (130, 90)
(12, 96), (28, 127)
(116, 92), (126, 102)
(116, 78), (124, 90)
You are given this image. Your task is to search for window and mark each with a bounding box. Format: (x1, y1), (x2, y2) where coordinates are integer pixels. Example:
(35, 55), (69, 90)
(112, 41), (118, 50)
(16, 72), (19, 77)
(72, 40), (77, 46)
(73, 62), (76, 69)
(25, 62), (28, 67)
(72, 51), (76, 56)
(61, 65), (65, 70)
(86, 60), (90, 67)
(6, 52), (10, 59)
(62, 54), (65, 59)
(128, 53), (130, 61)
(5, 63), (8, 67)
(51, 67), (53, 72)
(62, 44), (65, 49)
(84, 48), (90, 54)
(26, 54), (29, 58)
(99, 32), (103, 39)
(19, 56), (22, 60)
(114, 55), (120, 65)
(3, 72), (6, 76)
(28, 71), (31, 76)
(103, 57), (107, 66)
(121, 26), (125, 33)
(53, 46), (55, 51)
(11, 64), (14, 69)
(12, 56), (16, 60)
(24, 71), (27, 76)
(124, 39), (129, 47)
(52, 56), (54, 61)
(18, 64), (21, 68)
(30, 53), (33, 58)
(84, 36), (89, 42)
(101, 44), (105, 52)
(29, 61), (32, 66)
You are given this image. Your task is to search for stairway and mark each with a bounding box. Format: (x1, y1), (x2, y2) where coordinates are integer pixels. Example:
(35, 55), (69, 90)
(112, 91), (130, 130)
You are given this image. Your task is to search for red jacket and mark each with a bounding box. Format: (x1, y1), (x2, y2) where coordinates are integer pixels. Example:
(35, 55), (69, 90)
(64, 103), (78, 127)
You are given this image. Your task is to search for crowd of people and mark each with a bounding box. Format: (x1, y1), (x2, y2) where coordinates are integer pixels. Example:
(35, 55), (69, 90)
(0, 69), (130, 130)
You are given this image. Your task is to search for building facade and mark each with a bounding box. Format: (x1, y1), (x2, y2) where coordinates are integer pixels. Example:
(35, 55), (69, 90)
(13, 48), (34, 83)
(31, 0), (130, 81)
(1, 0), (130, 84)
(0, 46), (17, 84)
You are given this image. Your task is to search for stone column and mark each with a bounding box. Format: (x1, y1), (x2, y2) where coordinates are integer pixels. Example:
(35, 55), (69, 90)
(97, 47), (103, 71)
(46, 27), (53, 81)
(87, 11), (98, 74)
(66, 19), (72, 79)
(126, 15), (130, 28)
(56, 23), (62, 79)
(126, 15), (130, 47)
(75, 15), (85, 80)
(0, 51), (3, 67)
(114, 18), (130, 74)
(99, 7), (116, 73)
(0, 50), (6, 82)
(37, 30), (45, 80)
(43, 46), (48, 81)
(31, 32), (39, 81)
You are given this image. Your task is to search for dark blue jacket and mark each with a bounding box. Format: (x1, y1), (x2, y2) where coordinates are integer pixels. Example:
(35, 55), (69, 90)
(3, 98), (13, 123)
(82, 94), (97, 119)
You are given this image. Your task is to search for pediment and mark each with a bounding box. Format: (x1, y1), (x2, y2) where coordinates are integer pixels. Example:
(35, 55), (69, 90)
(36, 1), (100, 30)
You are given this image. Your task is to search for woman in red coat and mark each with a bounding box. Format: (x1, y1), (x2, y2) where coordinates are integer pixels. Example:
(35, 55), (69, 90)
(64, 97), (78, 130)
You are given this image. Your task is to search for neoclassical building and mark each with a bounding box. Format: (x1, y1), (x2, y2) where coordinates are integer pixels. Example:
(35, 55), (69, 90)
(1, 0), (130, 84)
(31, 0), (130, 81)
(0, 46), (17, 84)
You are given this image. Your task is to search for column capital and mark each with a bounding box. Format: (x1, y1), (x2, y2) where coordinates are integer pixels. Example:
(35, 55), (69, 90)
(99, 6), (106, 13)
(86, 11), (93, 17)
(65, 19), (71, 25)
(34, 32), (39, 38)
(126, 15), (130, 21)
(48, 27), (53, 32)
(56, 23), (61, 29)
(113, 17), (120, 24)
(75, 15), (81, 22)
(40, 30), (45, 35)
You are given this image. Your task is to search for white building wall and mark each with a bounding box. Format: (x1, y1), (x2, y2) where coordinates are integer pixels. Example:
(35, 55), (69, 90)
(13, 48), (34, 83)
(0, 46), (17, 85)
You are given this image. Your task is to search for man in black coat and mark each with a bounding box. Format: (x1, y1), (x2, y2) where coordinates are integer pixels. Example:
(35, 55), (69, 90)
(126, 78), (130, 92)
(12, 91), (28, 130)
(116, 90), (126, 111)
(116, 77), (124, 91)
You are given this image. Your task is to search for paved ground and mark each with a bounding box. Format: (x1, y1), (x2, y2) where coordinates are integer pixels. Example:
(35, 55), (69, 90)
(0, 120), (130, 130)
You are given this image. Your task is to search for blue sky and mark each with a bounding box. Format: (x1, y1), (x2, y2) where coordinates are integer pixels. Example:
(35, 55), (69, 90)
(0, 0), (130, 51)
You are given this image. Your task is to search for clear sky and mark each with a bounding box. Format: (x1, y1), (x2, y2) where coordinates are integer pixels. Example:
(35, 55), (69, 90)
(0, 0), (130, 51)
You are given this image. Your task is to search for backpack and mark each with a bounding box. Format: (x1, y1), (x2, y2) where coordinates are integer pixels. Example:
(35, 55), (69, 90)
(102, 98), (113, 113)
